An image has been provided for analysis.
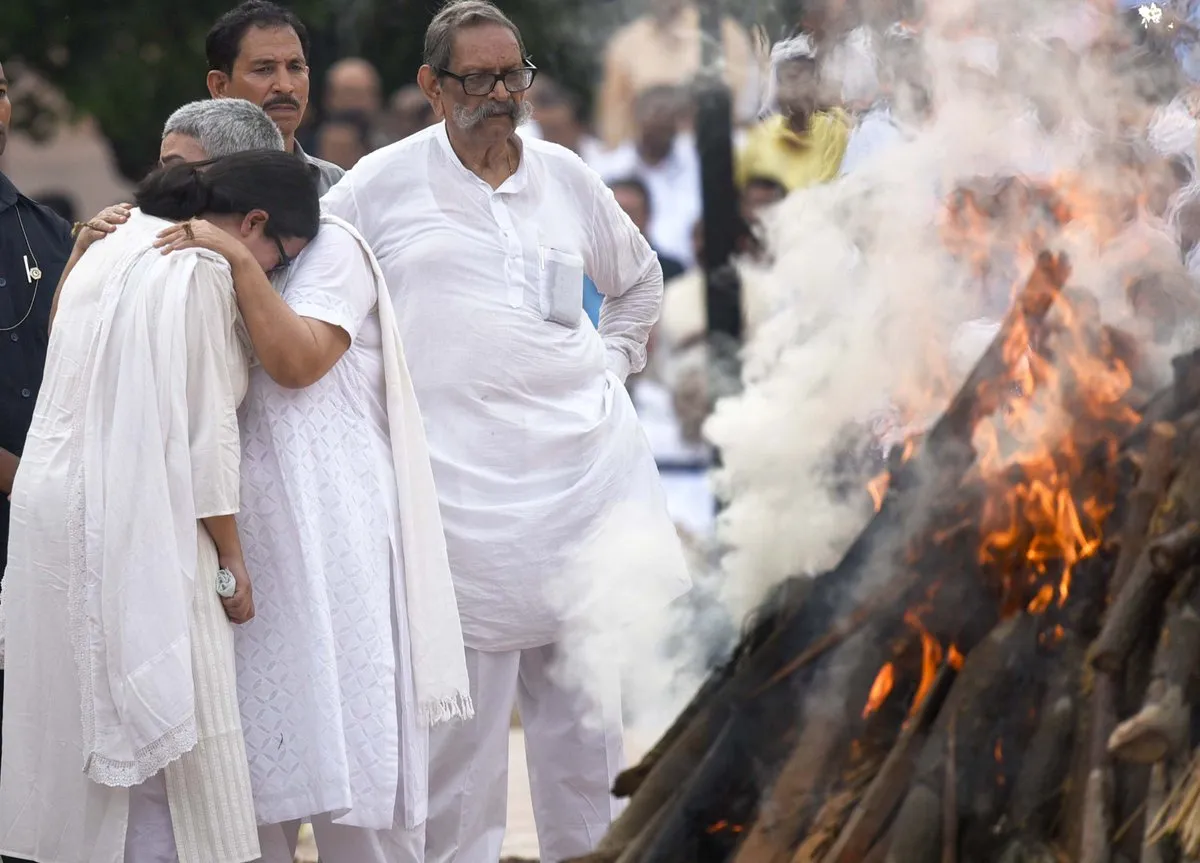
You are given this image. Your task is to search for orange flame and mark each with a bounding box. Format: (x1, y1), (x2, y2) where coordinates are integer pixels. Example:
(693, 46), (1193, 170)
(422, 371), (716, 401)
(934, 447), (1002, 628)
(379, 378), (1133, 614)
(867, 472), (890, 512)
(904, 611), (943, 716)
(948, 645), (965, 670)
(972, 256), (1138, 616)
(862, 663), (895, 719)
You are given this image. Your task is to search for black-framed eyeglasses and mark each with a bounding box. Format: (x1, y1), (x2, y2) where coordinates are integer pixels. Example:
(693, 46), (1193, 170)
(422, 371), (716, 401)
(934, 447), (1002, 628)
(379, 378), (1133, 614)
(435, 62), (537, 97)
(268, 236), (294, 276)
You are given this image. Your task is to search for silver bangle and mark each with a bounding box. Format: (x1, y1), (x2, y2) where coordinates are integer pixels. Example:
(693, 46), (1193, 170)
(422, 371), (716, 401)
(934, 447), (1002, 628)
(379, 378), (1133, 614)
(215, 567), (236, 599)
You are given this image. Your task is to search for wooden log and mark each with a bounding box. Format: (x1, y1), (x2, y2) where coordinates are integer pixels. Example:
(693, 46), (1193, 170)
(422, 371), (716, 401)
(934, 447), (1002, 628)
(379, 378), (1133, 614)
(996, 838), (1060, 863)
(1009, 638), (1084, 835)
(731, 651), (874, 863)
(884, 785), (943, 863)
(817, 666), (956, 863)
(1108, 568), (1200, 764)
(1142, 762), (1168, 863)
(1148, 522), (1200, 574)
(1111, 423), (1177, 594)
(1089, 522), (1198, 676)
(1078, 673), (1118, 863)
(941, 715), (958, 863)
(613, 577), (811, 799)
(598, 703), (717, 853)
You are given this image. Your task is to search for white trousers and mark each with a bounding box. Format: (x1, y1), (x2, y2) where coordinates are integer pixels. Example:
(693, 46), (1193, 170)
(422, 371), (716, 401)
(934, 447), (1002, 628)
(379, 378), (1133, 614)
(257, 817), (425, 863)
(125, 773), (177, 863)
(424, 643), (624, 863)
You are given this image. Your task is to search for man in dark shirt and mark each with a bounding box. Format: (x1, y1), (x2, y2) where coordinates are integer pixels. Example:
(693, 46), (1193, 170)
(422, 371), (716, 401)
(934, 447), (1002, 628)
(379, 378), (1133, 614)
(0, 65), (73, 861)
(0, 61), (73, 567)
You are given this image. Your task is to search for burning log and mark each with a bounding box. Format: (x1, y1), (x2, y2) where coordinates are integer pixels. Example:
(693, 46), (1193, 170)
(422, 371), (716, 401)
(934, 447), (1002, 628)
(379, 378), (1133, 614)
(584, 251), (1200, 863)
(817, 666), (956, 863)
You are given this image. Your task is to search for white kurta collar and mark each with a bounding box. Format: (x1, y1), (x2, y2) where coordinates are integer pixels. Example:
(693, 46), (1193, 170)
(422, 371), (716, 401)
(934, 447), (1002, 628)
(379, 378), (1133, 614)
(434, 120), (531, 196)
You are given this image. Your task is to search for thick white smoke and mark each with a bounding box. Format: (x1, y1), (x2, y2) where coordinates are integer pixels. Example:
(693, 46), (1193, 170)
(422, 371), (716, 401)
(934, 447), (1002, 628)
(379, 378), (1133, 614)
(548, 0), (1200, 743)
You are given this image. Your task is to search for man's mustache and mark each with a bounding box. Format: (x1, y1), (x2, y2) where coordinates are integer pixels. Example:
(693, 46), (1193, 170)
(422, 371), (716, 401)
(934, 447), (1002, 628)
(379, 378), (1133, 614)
(263, 95), (301, 111)
(453, 99), (532, 130)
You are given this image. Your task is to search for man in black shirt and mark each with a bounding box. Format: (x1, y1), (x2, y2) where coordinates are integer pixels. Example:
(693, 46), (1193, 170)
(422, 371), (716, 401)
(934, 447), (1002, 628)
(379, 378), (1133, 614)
(0, 63), (73, 862)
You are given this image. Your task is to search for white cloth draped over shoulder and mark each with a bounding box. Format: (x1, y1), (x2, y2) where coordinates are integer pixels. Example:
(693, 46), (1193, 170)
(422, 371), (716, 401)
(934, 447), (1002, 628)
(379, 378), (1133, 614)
(0, 210), (258, 862)
(233, 214), (470, 831)
(321, 122), (691, 653)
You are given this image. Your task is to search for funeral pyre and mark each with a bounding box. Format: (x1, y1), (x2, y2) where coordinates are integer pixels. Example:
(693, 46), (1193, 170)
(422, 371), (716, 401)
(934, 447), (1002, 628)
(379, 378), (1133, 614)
(575, 176), (1200, 863)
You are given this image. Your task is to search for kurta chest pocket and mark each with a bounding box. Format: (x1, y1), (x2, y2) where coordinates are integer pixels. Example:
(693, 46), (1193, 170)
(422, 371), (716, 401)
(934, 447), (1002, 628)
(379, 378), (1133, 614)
(538, 247), (585, 328)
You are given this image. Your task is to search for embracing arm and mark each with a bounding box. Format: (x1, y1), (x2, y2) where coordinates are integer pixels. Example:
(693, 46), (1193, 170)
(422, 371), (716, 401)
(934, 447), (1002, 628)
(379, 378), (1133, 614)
(225, 250), (350, 388)
(49, 204), (133, 332)
(157, 220), (352, 388)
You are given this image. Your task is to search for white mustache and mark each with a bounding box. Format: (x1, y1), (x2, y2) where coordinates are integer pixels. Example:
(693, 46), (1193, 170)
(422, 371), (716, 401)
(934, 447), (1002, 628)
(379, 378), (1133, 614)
(452, 99), (533, 130)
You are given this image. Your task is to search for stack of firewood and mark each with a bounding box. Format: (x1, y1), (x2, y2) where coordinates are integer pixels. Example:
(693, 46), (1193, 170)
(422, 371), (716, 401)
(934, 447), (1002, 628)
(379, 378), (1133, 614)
(573, 252), (1200, 863)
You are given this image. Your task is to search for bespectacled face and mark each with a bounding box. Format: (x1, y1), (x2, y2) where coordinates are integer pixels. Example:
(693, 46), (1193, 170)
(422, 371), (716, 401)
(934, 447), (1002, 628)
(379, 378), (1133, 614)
(420, 24), (533, 137)
(159, 132), (209, 167)
(207, 26), (310, 143)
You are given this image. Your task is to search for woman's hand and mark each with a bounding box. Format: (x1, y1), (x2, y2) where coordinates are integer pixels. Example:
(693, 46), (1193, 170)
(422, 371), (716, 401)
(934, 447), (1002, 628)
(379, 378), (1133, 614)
(74, 203), (133, 253)
(218, 557), (255, 625)
(155, 219), (249, 266)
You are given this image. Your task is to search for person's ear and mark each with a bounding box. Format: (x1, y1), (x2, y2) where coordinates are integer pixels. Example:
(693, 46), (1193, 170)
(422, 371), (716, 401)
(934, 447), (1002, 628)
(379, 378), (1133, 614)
(418, 66), (445, 119)
(207, 70), (230, 98)
(240, 210), (269, 238)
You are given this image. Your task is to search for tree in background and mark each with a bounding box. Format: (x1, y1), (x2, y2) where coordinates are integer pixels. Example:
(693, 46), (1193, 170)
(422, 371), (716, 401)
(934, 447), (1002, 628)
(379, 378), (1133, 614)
(0, 0), (611, 182)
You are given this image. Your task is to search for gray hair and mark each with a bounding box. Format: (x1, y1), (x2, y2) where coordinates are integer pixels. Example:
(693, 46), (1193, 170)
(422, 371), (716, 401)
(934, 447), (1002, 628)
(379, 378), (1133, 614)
(424, 0), (526, 71)
(162, 99), (285, 158)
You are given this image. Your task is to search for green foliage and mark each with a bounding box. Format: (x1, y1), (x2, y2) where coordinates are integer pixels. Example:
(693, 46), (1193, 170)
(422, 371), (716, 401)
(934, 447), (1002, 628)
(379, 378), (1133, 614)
(0, 3), (324, 180)
(0, 0), (609, 183)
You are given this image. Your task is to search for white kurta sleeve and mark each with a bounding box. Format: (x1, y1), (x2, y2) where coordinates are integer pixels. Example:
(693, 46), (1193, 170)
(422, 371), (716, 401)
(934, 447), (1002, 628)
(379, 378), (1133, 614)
(185, 256), (244, 519)
(281, 225), (376, 339)
(583, 173), (665, 383)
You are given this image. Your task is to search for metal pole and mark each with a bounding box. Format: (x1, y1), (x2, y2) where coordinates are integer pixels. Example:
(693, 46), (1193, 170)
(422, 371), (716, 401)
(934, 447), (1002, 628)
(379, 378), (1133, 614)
(694, 0), (742, 521)
(695, 0), (743, 365)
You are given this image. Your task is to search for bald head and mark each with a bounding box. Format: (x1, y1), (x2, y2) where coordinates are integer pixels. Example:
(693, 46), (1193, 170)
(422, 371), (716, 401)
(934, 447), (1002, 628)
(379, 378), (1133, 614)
(325, 57), (381, 116)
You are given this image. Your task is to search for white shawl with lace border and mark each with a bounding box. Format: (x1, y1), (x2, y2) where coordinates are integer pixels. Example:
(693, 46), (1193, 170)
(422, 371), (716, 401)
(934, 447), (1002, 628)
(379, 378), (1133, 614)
(70, 241), (205, 785)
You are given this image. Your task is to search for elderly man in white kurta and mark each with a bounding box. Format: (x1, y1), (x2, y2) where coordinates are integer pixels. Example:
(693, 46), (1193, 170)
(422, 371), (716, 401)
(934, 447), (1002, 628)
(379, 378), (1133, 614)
(321, 2), (691, 861)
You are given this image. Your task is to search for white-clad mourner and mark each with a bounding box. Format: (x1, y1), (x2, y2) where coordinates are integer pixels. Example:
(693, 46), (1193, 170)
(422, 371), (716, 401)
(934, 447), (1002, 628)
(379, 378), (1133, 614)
(0, 143), (323, 863)
(149, 114), (473, 861)
(321, 1), (691, 860)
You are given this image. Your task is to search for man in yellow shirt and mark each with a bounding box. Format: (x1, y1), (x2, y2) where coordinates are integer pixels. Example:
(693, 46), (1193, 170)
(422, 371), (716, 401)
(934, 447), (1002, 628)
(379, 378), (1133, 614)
(737, 35), (850, 191)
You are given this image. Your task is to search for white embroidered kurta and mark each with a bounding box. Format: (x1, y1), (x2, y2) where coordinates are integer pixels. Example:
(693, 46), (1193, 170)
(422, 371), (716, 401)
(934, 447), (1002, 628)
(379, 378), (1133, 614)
(322, 122), (691, 652)
(0, 212), (257, 863)
(234, 218), (426, 830)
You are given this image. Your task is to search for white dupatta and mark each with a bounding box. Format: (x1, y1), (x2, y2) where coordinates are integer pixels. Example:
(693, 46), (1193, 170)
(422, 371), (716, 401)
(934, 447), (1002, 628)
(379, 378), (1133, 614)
(71, 241), (207, 785)
(323, 213), (473, 725)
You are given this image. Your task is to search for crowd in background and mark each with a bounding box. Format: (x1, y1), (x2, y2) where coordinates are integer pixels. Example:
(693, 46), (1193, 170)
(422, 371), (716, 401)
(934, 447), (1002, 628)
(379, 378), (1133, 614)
(23, 0), (1200, 540)
(284, 0), (1200, 538)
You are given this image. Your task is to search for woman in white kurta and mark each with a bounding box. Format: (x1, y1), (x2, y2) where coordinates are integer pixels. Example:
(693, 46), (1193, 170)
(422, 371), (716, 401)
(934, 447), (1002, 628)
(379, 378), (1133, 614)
(153, 213), (470, 863)
(0, 152), (320, 863)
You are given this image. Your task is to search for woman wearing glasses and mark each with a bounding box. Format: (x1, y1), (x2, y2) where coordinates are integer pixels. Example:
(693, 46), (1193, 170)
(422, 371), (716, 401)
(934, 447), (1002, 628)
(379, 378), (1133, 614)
(324, 2), (691, 862)
(155, 184), (471, 860)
